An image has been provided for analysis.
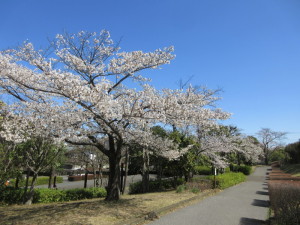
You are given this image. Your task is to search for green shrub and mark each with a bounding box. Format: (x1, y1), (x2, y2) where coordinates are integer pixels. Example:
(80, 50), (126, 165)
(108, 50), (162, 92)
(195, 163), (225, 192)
(229, 164), (252, 175)
(194, 166), (212, 175)
(190, 187), (200, 193)
(0, 187), (106, 205)
(176, 184), (186, 193)
(207, 172), (246, 189)
(33, 188), (66, 203)
(129, 178), (185, 194)
(225, 167), (230, 173)
(0, 187), (24, 205)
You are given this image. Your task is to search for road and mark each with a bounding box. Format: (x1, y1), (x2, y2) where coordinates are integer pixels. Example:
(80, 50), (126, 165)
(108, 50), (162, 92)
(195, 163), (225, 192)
(149, 166), (270, 225)
(36, 174), (157, 191)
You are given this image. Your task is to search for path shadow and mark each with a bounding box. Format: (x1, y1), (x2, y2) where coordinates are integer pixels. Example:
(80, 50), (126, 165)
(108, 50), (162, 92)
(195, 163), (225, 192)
(252, 199), (269, 207)
(239, 217), (266, 225)
(262, 187), (268, 190)
(256, 191), (269, 196)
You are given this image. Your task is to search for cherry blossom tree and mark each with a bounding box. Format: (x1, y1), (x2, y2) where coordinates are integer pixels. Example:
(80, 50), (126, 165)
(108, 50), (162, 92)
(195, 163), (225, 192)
(0, 30), (230, 200)
(257, 128), (287, 165)
(195, 127), (263, 169)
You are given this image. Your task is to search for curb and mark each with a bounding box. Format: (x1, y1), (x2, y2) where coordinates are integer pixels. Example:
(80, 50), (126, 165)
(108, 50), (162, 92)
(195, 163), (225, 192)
(115, 189), (219, 225)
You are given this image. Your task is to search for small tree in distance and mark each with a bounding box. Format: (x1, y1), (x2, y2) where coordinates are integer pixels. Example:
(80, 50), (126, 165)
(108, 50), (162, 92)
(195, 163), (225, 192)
(257, 128), (287, 165)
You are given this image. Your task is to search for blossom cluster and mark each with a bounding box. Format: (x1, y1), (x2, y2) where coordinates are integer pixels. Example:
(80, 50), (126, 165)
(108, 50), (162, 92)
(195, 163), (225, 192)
(0, 30), (231, 162)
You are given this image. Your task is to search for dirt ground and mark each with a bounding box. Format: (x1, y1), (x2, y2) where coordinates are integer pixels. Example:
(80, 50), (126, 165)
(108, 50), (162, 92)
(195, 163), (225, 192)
(0, 190), (215, 225)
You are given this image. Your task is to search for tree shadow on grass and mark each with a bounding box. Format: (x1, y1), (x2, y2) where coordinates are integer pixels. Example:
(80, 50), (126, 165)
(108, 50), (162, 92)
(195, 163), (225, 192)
(1, 198), (140, 224)
(239, 217), (266, 225)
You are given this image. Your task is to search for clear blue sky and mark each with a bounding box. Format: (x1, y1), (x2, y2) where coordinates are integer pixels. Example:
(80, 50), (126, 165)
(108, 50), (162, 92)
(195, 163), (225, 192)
(1, 0), (300, 144)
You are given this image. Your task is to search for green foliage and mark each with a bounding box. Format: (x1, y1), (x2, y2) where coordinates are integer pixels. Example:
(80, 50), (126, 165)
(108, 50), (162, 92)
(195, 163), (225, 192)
(129, 178), (185, 194)
(229, 164), (252, 175)
(9, 176), (63, 187)
(225, 167), (230, 173)
(194, 166), (212, 175)
(190, 187), (200, 193)
(33, 188), (66, 203)
(0, 187), (106, 205)
(207, 172), (246, 189)
(285, 141), (300, 164)
(270, 148), (289, 163)
(0, 187), (24, 205)
(176, 184), (187, 193)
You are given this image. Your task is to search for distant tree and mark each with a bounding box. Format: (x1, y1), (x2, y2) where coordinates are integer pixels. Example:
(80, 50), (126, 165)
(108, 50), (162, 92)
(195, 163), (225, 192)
(257, 128), (287, 165)
(269, 146), (289, 163)
(17, 137), (66, 204)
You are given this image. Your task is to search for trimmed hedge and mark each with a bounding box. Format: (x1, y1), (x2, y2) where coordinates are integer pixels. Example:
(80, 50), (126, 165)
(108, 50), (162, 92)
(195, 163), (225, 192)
(9, 176), (63, 187)
(230, 164), (252, 175)
(194, 166), (212, 175)
(129, 178), (184, 194)
(269, 180), (300, 225)
(0, 187), (106, 205)
(0, 187), (24, 205)
(207, 172), (246, 189)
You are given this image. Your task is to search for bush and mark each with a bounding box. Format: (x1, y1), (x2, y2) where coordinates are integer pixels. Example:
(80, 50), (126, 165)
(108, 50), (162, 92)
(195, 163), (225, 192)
(194, 166), (212, 175)
(190, 187), (200, 193)
(33, 188), (66, 203)
(207, 172), (246, 189)
(0, 187), (106, 204)
(176, 184), (186, 193)
(0, 187), (24, 204)
(129, 178), (185, 194)
(230, 164), (252, 175)
(269, 180), (300, 225)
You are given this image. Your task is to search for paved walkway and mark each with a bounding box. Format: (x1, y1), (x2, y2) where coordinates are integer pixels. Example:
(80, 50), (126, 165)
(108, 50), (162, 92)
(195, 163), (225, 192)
(149, 166), (270, 225)
(36, 174), (157, 191)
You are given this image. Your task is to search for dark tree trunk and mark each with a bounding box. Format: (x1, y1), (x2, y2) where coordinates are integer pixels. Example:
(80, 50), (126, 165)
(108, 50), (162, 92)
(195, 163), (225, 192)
(105, 150), (122, 201)
(122, 149), (129, 195)
(84, 170), (88, 188)
(24, 173), (38, 205)
(237, 153), (241, 166)
(142, 148), (150, 193)
(48, 166), (54, 189)
(98, 164), (103, 187)
(264, 148), (269, 165)
(22, 169), (30, 203)
(53, 176), (57, 188)
(15, 176), (20, 189)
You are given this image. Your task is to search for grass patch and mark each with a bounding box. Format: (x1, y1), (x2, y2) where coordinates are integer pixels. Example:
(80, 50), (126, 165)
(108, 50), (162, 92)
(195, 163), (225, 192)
(281, 164), (300, 177)
(207, 172), (246, 189)
(0, 190), (216, 225)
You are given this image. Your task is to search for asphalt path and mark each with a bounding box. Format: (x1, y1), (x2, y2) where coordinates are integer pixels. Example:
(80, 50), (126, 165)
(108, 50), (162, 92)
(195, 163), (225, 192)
(36, 174), (157, 191)
(149, 166), (270, 225)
